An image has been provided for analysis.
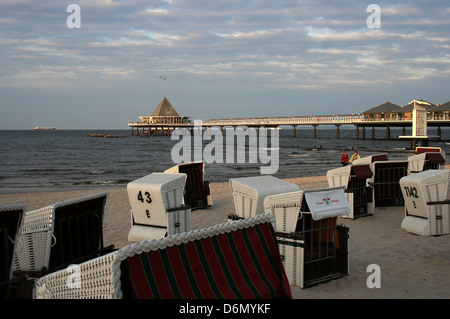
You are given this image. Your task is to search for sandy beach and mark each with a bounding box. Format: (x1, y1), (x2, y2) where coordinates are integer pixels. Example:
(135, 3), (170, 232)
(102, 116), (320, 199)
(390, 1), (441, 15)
(2, 174), (449, 299)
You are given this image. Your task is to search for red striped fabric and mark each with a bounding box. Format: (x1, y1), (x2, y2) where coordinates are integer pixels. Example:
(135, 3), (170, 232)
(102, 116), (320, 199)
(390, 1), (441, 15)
(120, 222), (291, 299)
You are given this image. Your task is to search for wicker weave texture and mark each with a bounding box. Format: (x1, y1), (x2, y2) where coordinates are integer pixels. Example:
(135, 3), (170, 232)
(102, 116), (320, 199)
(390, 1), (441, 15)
(264, 191), (303, 233)
(13, 206), (54, 272)
(35, 251), (117, 299)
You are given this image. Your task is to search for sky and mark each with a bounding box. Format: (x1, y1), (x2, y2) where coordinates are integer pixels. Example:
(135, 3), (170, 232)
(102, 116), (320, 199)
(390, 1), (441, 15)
(0, 0), (449, 129)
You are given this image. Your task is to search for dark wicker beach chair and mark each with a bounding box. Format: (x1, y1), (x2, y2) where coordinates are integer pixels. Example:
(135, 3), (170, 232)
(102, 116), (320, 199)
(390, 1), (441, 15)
(0, 204), (26, 298)
(165, 161), (212, 210)
(14, 192), (114, 279)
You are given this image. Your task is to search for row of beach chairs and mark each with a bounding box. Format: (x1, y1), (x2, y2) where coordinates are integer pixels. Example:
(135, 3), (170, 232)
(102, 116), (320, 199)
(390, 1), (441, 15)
(0, 195), (291, 299)
(1, 161), (350, 298)
(1, 163), (295, 299)
(2, 147), (447, 299)
(327, 146), (446, 219)
(327, 146), (450, 236)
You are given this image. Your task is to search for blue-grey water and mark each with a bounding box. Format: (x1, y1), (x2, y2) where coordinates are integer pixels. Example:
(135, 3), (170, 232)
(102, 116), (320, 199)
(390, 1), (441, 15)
(0, 127), (448, 194)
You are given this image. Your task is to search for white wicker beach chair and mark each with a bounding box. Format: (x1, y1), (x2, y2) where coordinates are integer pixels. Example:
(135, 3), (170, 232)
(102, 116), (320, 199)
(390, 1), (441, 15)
(400, 169), (450, 236)
(229, 175), (299, 219)
(36, 213), (292, 299)
(327, 164), (374, 219)
(0, 204), (25, 298)
(127, 173), (191, 241)
(264, 187), (350, 288)
(13, 192), (113, 277)
(408, 152), (445, 174)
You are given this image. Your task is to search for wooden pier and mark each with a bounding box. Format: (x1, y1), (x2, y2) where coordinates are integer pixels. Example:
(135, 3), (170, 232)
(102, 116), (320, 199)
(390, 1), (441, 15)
(129, 114), (450, 140)
(129, 99), (450, 140)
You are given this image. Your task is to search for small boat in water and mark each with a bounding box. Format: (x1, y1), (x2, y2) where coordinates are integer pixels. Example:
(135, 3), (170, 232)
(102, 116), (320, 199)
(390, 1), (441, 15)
(34, 126), (56, 130)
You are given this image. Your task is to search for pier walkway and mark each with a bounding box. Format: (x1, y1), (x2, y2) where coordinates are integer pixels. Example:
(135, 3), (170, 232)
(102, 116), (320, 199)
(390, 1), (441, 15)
(128, 113), (450, 140)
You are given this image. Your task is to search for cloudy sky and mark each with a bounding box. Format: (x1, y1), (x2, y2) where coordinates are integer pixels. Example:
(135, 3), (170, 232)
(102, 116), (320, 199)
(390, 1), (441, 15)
(1, 0), (449, 129)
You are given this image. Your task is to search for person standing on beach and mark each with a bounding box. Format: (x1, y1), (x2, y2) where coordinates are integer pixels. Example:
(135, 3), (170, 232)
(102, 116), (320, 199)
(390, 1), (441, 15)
(349, 150), (360, 164)
(341, 151), (349, 166)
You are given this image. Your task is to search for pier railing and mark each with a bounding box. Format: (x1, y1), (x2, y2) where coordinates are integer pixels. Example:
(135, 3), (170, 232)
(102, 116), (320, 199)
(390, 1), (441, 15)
(205, 114), (413, 126)
(128, 114), (416, 127)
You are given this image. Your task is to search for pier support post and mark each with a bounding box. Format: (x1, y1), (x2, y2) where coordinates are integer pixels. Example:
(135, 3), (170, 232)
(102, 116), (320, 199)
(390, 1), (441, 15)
(372, 127), (376, 140)
(335, 124), (340, 138)
(313, 125), (317, 138)
(402, 127), (406, 136)
(385, 125), (390, 140)
(355, 125), (359, 139)
(292, 125), (297, 137)
(361, 126), (366, 139)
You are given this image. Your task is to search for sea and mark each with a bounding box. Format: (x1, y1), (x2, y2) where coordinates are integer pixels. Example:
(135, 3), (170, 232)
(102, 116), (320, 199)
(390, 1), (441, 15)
(1, 126), (449, 194)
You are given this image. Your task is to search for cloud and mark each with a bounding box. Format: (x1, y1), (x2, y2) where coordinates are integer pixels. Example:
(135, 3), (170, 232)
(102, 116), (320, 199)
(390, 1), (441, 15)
(0, 1), (449, 128)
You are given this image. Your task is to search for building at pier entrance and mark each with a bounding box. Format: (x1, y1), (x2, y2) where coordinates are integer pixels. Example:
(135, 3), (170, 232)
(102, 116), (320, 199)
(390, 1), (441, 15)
(138, 97), (191, 125)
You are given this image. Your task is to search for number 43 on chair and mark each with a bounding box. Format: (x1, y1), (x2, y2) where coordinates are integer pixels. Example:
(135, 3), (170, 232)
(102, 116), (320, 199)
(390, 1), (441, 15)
(138, 191), (152, 204)
(137, 191), (152, 219)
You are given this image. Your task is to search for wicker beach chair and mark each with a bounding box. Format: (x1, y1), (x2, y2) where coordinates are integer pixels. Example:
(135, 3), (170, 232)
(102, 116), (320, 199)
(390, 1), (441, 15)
(0, 204), (25, 298)
(229, 175), (299, 219)
(13, 192), (114, 278)
(165, 161), (213, 210)
(127, 173), (190, 241)
(327, 164), (374, 219)
(36, 213), (292, 299)
(408, 152), (445, 174)
(264, 187), (350, 288)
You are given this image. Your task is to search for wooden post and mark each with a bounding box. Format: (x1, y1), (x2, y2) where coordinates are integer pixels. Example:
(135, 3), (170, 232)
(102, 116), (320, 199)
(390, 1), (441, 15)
(313, 125), (317, 138)
(292, 125), (296, 137)
(355, 125), (359, 139)
(372, 127), (376, 140)
(385, 125), (390, 140)
(335, 124), (340, 138)
(362, 126), (365, 139)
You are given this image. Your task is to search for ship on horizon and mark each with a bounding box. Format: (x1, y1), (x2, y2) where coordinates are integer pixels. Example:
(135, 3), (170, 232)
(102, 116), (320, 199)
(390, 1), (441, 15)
(34, 126), (56, 130)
